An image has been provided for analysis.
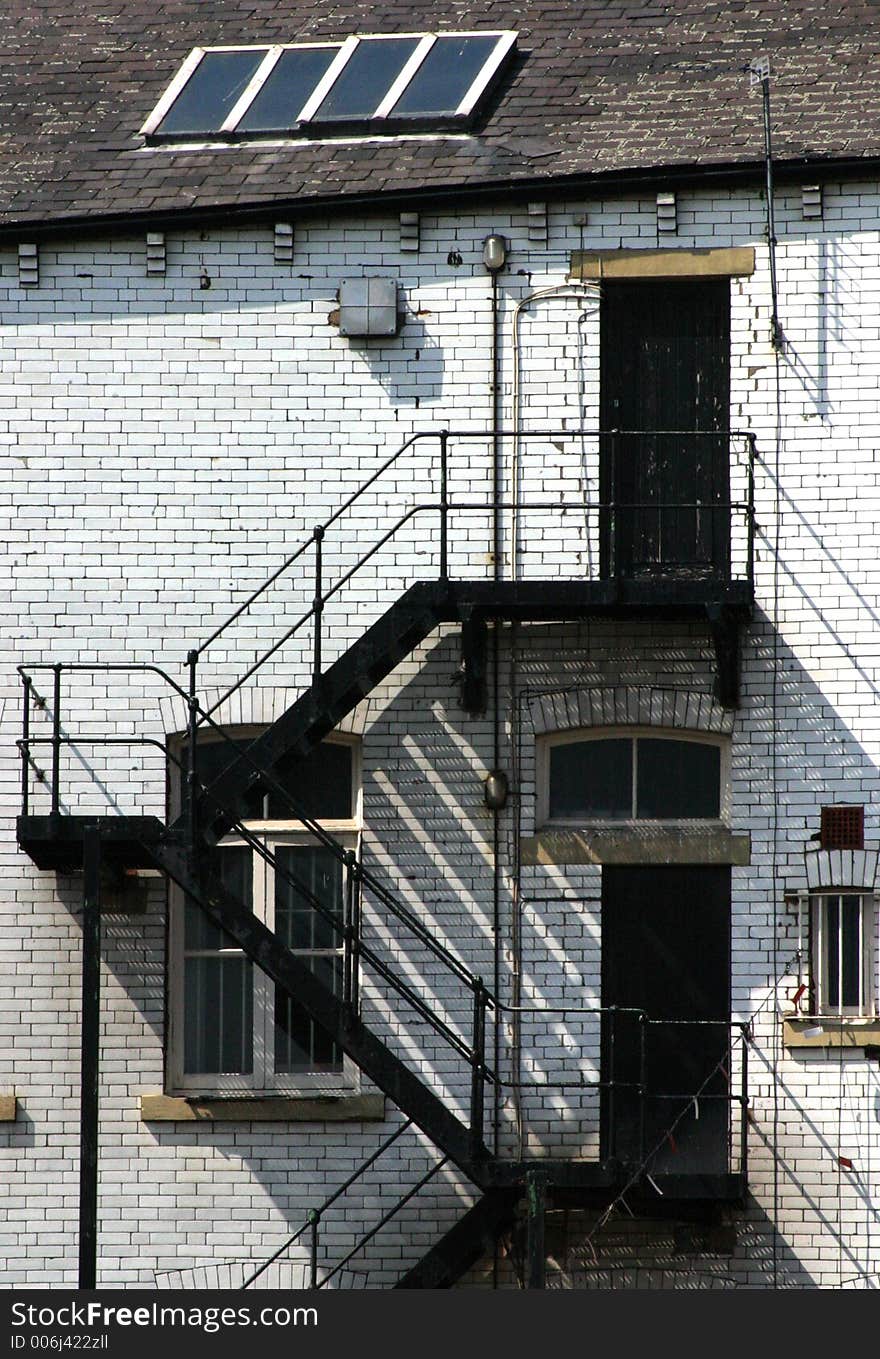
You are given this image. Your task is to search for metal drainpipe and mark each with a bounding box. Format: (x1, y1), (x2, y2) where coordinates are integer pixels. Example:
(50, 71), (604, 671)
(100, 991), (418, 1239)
(490, 264), (502, 1163)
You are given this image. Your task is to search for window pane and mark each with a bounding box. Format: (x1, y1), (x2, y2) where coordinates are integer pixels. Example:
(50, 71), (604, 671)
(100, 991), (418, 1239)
(274, 845), (344, 950)
(188, 845), (252, 949)
(548, 739), (632, 819)
(195, 736), (353, 820)
(275, 955), (344, 1072)
(840, 895), (863, 1009)
(184, 956), (253, 1073)
(157, 50), (267, 135)
(314, 37), (420, 120)
(826, 896), (840, 1008)
(238, 46), (339, 130)
(391, 35), (499, 116)
(269, 742), (353, 820)
(636, 739), (720, 819)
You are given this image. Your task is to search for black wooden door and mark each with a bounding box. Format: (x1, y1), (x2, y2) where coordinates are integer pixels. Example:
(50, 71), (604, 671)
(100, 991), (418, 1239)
(599, 279), (730, 579)
(601, 866), (731, 1174)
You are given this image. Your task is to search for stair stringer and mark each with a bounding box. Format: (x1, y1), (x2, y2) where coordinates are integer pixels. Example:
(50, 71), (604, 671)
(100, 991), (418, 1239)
(193, 579), (460, 845)
(393, 1187), (521, 1289)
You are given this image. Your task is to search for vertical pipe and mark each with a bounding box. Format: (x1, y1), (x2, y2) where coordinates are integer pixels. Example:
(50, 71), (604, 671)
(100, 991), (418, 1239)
(312, 526), (324, 685)
(490, 270), (501, 582)
(186, 651), (199, 856)
(51, 663), (62, 816)
(761, 73), (783, 353)
(525, 1169), (546, 1290)
(470, 980), (486, 1161)
(21, 672), (31, 817)
(79, 825), (101, 1290)
(439, 430), (449, 581)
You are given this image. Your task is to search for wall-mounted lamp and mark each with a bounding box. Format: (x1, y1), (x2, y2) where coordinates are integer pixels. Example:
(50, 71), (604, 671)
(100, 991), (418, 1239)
(482, 233), (508, 273)
(484, 769), (509, 811)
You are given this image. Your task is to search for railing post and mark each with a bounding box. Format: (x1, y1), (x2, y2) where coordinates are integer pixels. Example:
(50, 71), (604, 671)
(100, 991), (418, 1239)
(350, 853), (361, 1016)
(638, 1012), (648, 1165)
(746, 434), (756, 588)
(342, 850), (357, 1018)
(741, 1024), (750, 1183)
(605, 1006), (616, 1161)
(186, 651), (199, 856)
(51, 663), (62, 817)
(439, 430), (449, 581)
(79, 824), (101, 1290)
(312, 525), (325, 684)
(308, 1209), (320, 1290)
(469, 978), (486, 1160)
(20, 671), (31, 817)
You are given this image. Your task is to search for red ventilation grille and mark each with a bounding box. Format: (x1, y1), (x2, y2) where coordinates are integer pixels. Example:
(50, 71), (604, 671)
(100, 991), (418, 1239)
(820, 805), (864, 850)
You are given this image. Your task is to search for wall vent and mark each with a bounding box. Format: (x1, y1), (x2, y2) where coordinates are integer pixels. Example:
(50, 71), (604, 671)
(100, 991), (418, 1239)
(820, 805), (864, 850)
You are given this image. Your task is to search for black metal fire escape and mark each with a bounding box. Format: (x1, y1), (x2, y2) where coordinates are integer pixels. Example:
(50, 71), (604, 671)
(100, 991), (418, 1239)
(17, 427), (755, 1288)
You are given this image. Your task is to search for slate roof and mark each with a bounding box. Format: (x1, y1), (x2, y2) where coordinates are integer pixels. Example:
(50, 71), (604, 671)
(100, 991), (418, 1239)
(3, 1), (880, 234)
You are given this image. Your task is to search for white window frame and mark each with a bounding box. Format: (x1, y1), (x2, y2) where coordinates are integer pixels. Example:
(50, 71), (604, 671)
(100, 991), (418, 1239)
(140, 31), (517, 138)
(167, 729), (361, 1096)
(536, 727), (731, 828)
(810, 891), (878, 1019)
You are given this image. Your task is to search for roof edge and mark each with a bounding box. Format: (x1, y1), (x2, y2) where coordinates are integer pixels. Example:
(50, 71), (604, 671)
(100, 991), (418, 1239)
(0, 153), (877, 245)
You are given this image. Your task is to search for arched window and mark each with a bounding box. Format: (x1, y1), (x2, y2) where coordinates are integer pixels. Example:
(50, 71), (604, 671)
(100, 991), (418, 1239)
(539, 729), (727, 825)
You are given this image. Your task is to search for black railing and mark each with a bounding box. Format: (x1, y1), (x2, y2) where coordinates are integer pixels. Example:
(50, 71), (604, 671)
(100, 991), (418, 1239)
(238, 1118), (452, 1290)
(17, 661), (494, 1152)
(175, 426), (755, 726)
(496, 1001), (750, 1181)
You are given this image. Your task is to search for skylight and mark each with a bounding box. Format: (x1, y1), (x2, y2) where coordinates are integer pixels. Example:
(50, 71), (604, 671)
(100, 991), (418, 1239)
(141, 31), (517, 141)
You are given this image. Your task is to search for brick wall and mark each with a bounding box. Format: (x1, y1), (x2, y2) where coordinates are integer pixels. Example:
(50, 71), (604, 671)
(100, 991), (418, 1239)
(2, 182), (880, 1287)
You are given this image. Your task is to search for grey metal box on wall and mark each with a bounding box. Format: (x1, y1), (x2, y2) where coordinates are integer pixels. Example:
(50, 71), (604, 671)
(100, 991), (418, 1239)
(338, 278), (399, 337)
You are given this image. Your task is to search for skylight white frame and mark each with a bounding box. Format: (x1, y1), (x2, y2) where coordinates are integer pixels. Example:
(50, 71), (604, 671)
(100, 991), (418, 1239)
(140, 30), (518, 139)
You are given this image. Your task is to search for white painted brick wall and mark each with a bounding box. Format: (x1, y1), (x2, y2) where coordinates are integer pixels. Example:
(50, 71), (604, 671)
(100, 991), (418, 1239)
(2, 182), (880, 1287)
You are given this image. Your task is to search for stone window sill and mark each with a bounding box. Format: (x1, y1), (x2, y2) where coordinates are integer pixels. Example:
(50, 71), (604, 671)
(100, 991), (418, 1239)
(783, 1019), (880, 1051)
(141, 1093), (385, 1122)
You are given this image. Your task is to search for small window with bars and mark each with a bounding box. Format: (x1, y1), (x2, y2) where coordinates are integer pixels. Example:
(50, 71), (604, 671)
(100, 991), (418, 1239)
(819, 805), (864, 850)
(811, 893), (877, 1018)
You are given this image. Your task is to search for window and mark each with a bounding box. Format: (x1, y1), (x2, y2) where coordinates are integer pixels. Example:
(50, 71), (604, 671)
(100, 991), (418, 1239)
(141, 31), (517, 141)
(168, 731), (360, 1095)
(811, 893), (877, 1018)
(540, 730), (726, 825)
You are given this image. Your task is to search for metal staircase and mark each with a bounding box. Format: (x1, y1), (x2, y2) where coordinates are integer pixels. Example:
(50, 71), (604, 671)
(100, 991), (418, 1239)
(16, 426), (757, 1286)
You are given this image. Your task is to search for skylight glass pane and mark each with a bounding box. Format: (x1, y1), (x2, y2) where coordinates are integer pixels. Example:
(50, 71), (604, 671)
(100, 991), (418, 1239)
(237, 46), (340, 131)
(157, 50), (267, 135)
(315, 37), (420, 120)
(390, 34), (500, 116)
